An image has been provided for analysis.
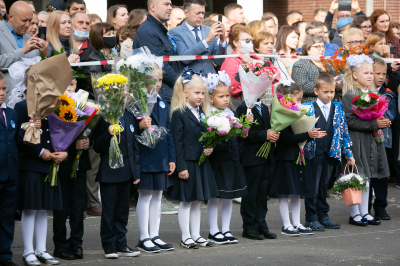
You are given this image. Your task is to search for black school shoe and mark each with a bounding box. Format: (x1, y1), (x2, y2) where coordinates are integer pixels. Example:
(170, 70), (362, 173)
(207, 232), (230, 245)
(136, 239), (160, 253)
(362, 214), (381, 225)
(223, 231), (238, 244)
(180, 238), (199, 249)
(54, 248), (76, 260)
(151, 236), (175, 251)
(349, 214), (368, 226)
(118, 246), (140, 257)
(71, 245), (83, 259)
(104, 249), (118, 259)
(0, 260), (19, 266)
(242, 229), (264, 240)
(281, 225), (300, 237)
(319, 217), (341, 229)
(375, 210), (391, 220)
(304, 221), (325, 231)
(258, 228), (277, 239)
(294, 225), (314, 235)
(194, 237), (214, 247)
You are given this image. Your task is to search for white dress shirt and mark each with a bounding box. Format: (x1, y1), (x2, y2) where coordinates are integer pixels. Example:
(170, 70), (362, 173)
(186, 102), (200, 121)
(185, 22), (209, 49)
(0, 102), (7, 124)
(316, 98), (331, 121)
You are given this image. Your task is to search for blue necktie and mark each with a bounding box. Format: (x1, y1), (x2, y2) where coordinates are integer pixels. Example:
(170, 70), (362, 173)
(256, 105), (262, 117)
(323, 105), (329, 121)
(193, 28), (201, 43)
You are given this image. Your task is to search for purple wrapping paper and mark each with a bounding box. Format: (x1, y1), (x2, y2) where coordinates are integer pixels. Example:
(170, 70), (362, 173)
(48, 113), (86, 152)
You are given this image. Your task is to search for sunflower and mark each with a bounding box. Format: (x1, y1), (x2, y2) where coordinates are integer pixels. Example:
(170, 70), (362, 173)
(59, 93), (76, 107)
(59, 105), (78, 122)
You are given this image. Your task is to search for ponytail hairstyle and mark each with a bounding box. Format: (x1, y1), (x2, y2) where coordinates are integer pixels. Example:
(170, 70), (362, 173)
(275, 81), (302, 95)
(170, 74), (211, 118)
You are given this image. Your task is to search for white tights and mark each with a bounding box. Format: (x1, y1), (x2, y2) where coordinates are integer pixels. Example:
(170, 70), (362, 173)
(178, 201), (203, 244)
(207, 198), (233, 238)
(349, 187), (374, 221)
(21, 210), (52, 260)
(136, 189), (164, 247)
(279, 196), (302, 229)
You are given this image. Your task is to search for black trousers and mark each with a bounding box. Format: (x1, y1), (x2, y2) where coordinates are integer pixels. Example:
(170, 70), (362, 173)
(305, 154), (334, 222)
(53, 171), (87, 251)
(368, 178), (388, 215)
(241, 163), (270, 231)
(390, 115), (400, 184)
(100, 181), (131, 251)
(0, 179), (17, 261)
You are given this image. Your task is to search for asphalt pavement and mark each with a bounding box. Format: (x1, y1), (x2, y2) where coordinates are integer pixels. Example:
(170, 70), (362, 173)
(11, 183), (400, 266)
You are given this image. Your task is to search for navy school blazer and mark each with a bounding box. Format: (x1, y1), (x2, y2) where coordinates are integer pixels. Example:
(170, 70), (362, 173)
(93, 110), (140, 183)
(237, 101), (274, 167)
(137, 97), (176, 173)
(0, 107), (19, 182)
(171, 107), (207, 172)
(275, 127), (312, 161)
(14, 100), (60, 174)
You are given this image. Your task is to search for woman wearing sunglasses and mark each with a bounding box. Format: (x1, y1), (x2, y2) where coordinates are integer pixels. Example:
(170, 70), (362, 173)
(220, 24), (264, 110)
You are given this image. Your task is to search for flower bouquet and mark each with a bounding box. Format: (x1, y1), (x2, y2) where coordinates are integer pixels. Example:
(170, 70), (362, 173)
(256, 93), (306, 159)
(70, 99), (101, 178)
(198, 110), (255, 165)
(330, 164), (370, 206)
(238, 62), (279, 115)
(91, 72), (130, 169)
(322, 45), (369, 76)
(44, 93), (94, 186)
(117, 47), (168, 148)
(352, 91), (389, 143)
(291, 107), (318, 165)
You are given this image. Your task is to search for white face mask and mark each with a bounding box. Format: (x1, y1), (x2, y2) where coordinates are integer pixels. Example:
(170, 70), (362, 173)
(73, 29), (89, 41)
(240, 40), (253, 53)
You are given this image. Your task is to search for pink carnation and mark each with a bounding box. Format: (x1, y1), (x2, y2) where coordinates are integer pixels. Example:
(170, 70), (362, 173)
(208, 127), (212, 131)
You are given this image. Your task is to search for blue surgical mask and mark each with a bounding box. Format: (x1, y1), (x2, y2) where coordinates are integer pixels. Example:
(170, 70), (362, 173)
(73, 29), (89, 41)
(240, 40), (253, 53)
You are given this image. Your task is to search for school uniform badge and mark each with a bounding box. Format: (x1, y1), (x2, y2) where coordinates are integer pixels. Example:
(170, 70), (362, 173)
(200, 113), (205, 119)
(159, 101), (166, 109)
(10, 120), (15, 129)
(130, 124), (134, 133)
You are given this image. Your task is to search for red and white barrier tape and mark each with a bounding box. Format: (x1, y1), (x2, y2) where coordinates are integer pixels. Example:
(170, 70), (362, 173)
(1, 54), (399, 71)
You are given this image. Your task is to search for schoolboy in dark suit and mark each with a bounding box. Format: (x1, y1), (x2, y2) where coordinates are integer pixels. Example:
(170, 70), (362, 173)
(236, 94), (279, 241)
(93, 110), (140, 259)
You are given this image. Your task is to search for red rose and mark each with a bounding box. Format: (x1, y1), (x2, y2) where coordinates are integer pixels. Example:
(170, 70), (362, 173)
(352, 95), (361, 103)
(368, 93), (379, 99)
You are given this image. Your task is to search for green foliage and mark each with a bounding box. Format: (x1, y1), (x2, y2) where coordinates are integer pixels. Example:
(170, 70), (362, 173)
(330, 173), (370, 194)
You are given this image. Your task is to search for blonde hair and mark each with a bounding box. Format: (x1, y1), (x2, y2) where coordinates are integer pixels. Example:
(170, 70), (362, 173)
(210, 82), (233, 109)
(47, 11), (79, 55)
(343, 61), (375, 94)
(246, 20), (264, 37)
(342, 27), (364, 47)
(170, 75), (211, 118)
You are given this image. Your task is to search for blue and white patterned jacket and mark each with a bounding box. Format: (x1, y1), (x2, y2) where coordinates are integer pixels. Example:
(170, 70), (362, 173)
(304, 101), (353, 164)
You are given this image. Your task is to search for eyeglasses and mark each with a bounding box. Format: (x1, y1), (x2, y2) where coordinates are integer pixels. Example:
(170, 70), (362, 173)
(347, 40), (365, 45)
(361, 25), (373, 30)
(240, 38), (253, 43)
(311, 45), (326, 50)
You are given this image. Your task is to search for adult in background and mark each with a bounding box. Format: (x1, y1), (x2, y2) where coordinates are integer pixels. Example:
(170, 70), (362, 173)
(370, 9), (400, 59)
(293, 21), (307, 49)
(350, 15), (372, 39)
(0, 1), (48, 103)
(314, 8), (328, 23)
(37, 11), (49, 27)
(119, 9), (147, 58)
(0, 0), (6, 15)
(167, 6), (184, 31)
(220, 25), (264, 110)
(305, 21), (339, 56)
(26, 11), (38, 36)
(106, 5), (128, 34)
(331, 17), (353, 47)
(286, 11), (302, 26)
(262, 16), (277, 41)
(393, 23), (400, 39)
(262, 12), (279, 32)
(210, 14), (230, 40)
(88, 13), (101, 31)
(224, 3), (245, 29)
(275, 25), (300, 76)
(46, 0), (65, 13)
(65, 0), (86, 16)
(170, 0), (226, 74)
(246, 20), (265, 37)
(24, 0), (35, 12)
(133, 0), (180, 105)
(292, 34), (326, 103)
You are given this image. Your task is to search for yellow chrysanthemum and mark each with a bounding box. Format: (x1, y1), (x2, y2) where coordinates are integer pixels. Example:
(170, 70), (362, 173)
(95, 74), (128, 89)
(59, 105), (78, 123)
(59, 93), (76, 107)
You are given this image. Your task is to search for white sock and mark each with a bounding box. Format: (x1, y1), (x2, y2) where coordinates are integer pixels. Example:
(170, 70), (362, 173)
(35, 210), (52, 259)
(149, 190), (166, 245)
(360, 187), (374, 220)
(349, 205), (362, 221)
(136, 189), (155, 248)
(279, 197), (292, 228)
(190, 201), (204, 242)
(178, 201), (194, 244)
(290, 196), (301, 227)
(22, 210), (36, 261)
(207, 198), (221, 236)
(221, 199), (233, 237)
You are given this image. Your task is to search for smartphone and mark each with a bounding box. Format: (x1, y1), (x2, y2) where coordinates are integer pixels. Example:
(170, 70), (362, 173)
(218, 14), (222, 22)
(338, 0), (351, 11)
(390, 46), (397, 54)
(38, 26), (46, 40)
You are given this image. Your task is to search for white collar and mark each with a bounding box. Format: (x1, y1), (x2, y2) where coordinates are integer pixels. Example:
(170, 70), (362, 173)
(211, 106), (236, 118)
(186, 102), (199, 112)
(361, 88), (369, 93)
(0, 102), (6, 109)
(316, 98), (331, 110)
(157, 94), (162, 100)
(255, 101), (262, 107)
(185, 21), (200, 32)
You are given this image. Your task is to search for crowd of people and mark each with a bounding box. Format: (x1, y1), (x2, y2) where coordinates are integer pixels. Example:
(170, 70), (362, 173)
(0, 0), (400, 265)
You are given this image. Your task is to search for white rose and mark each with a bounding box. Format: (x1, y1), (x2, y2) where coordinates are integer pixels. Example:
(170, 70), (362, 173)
(361, 94), (371, 103)
(116, 59), (126, 71)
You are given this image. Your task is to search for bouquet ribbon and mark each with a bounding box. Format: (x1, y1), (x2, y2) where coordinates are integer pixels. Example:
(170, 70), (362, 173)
(112, 124), (124, 144)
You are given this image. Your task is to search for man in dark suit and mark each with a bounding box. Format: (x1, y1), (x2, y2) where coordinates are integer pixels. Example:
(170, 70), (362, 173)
(237, 98), (279, 241)
(133, 0), (180, 105)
